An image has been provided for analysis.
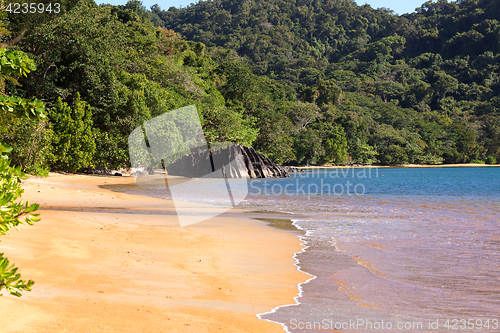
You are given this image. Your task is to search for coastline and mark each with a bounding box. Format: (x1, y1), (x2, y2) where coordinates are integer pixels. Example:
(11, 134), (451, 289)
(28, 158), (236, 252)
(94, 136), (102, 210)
(0, 173), (307, 332)
(295, 163), (500, 169)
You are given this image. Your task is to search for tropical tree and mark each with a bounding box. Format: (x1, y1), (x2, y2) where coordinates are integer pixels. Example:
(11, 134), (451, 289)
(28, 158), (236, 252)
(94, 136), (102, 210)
(0, 48), (44, 297)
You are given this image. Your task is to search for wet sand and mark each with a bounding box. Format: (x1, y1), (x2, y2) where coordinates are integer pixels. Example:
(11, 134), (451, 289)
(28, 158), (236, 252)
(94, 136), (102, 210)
(0, 173), (307, 332)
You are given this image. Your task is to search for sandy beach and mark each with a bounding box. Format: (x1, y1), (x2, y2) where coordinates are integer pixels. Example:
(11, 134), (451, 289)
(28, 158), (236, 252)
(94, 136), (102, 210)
(0, 173), (307, 332)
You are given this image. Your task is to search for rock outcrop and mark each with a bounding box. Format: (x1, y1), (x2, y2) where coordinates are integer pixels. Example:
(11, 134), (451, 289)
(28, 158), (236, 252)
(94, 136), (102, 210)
(81, 167), (123, 176)
(166, 144), (289, 178)
(283, 166), (307, 173)
(238, 145), (289, 178)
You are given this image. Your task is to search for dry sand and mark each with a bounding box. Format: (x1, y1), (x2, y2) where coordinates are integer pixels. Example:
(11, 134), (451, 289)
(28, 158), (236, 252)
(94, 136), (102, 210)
(0, 173), (307, 332)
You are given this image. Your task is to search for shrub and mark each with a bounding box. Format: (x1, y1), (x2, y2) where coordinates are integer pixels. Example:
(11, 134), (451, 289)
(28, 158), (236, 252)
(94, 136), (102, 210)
(485, 155), (497, 165)
(49, 93), (96, 172)
(0, 114), (53, 176)
(0, 48), (44, 297)
(0, 158), (39, 296)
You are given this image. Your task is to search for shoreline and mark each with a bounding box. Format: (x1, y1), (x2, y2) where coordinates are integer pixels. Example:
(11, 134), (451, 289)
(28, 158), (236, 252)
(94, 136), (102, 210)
(0, 173), (307, 332)
(294, 163), (500, 169)
(256, 219), (316, 333)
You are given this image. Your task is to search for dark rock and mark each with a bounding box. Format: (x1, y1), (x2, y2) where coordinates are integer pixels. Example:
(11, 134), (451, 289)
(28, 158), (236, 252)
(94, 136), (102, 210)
(284, 166), (305, 173)
(81, 167), (123, 176)
(239, 145), (289, 178)
(166, 144), (289, 178)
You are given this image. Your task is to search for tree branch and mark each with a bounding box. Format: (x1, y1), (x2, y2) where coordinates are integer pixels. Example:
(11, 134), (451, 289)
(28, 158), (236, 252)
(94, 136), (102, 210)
(0, 26), (29, 48)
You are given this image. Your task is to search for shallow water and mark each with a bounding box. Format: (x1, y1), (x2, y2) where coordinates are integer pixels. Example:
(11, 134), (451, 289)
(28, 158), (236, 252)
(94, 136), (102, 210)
(247, 167), (500, 332)
(119, 167), (500, 332)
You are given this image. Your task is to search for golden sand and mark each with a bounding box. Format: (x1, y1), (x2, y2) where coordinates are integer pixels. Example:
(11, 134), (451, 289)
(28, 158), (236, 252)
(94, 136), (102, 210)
(0, 173), (307, 332)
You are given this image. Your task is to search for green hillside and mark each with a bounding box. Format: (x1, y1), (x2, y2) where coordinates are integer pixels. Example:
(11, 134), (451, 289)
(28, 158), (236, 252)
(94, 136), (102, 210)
(1, 0), (499, 173)
(154, 0), (500, 165)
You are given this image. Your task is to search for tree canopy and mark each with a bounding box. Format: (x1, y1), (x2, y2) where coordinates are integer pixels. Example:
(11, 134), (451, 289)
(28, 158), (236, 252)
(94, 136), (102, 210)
(0, 0), (499, 168)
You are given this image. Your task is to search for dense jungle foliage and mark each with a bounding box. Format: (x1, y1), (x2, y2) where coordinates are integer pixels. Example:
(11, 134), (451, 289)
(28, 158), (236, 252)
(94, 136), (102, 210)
(154, 0), (500, 165)
(1, 0), (500, 170)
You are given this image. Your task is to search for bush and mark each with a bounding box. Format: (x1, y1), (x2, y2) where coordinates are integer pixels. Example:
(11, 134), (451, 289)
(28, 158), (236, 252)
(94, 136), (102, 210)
(49, 93), (96, 172)
(0, 158), (39, 296)
(419, 154), (445, 165)
(0, 114), (52, 176)
(92, 129), (129, 169)
(0, 48), (44, 297)
(485, 155), (497, 165)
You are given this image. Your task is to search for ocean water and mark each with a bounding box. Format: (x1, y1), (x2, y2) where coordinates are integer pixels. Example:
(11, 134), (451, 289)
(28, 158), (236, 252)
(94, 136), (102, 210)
(117, 166), (500, 332)
(242, 167), (500, 333)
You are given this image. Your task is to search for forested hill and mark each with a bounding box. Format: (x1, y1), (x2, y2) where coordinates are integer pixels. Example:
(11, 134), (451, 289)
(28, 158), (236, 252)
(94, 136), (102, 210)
(150, 0), (500, 165)
(154, 0), (500, 76)
(1, 0), (499, 175)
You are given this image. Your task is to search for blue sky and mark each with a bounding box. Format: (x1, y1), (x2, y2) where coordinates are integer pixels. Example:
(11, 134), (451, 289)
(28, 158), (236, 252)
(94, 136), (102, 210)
(98, 0), (435, 15)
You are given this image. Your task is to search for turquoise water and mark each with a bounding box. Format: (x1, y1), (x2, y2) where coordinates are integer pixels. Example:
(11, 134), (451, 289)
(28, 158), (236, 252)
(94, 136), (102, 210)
(244, 167), (500, 332)
(124, 166), (500, 332)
